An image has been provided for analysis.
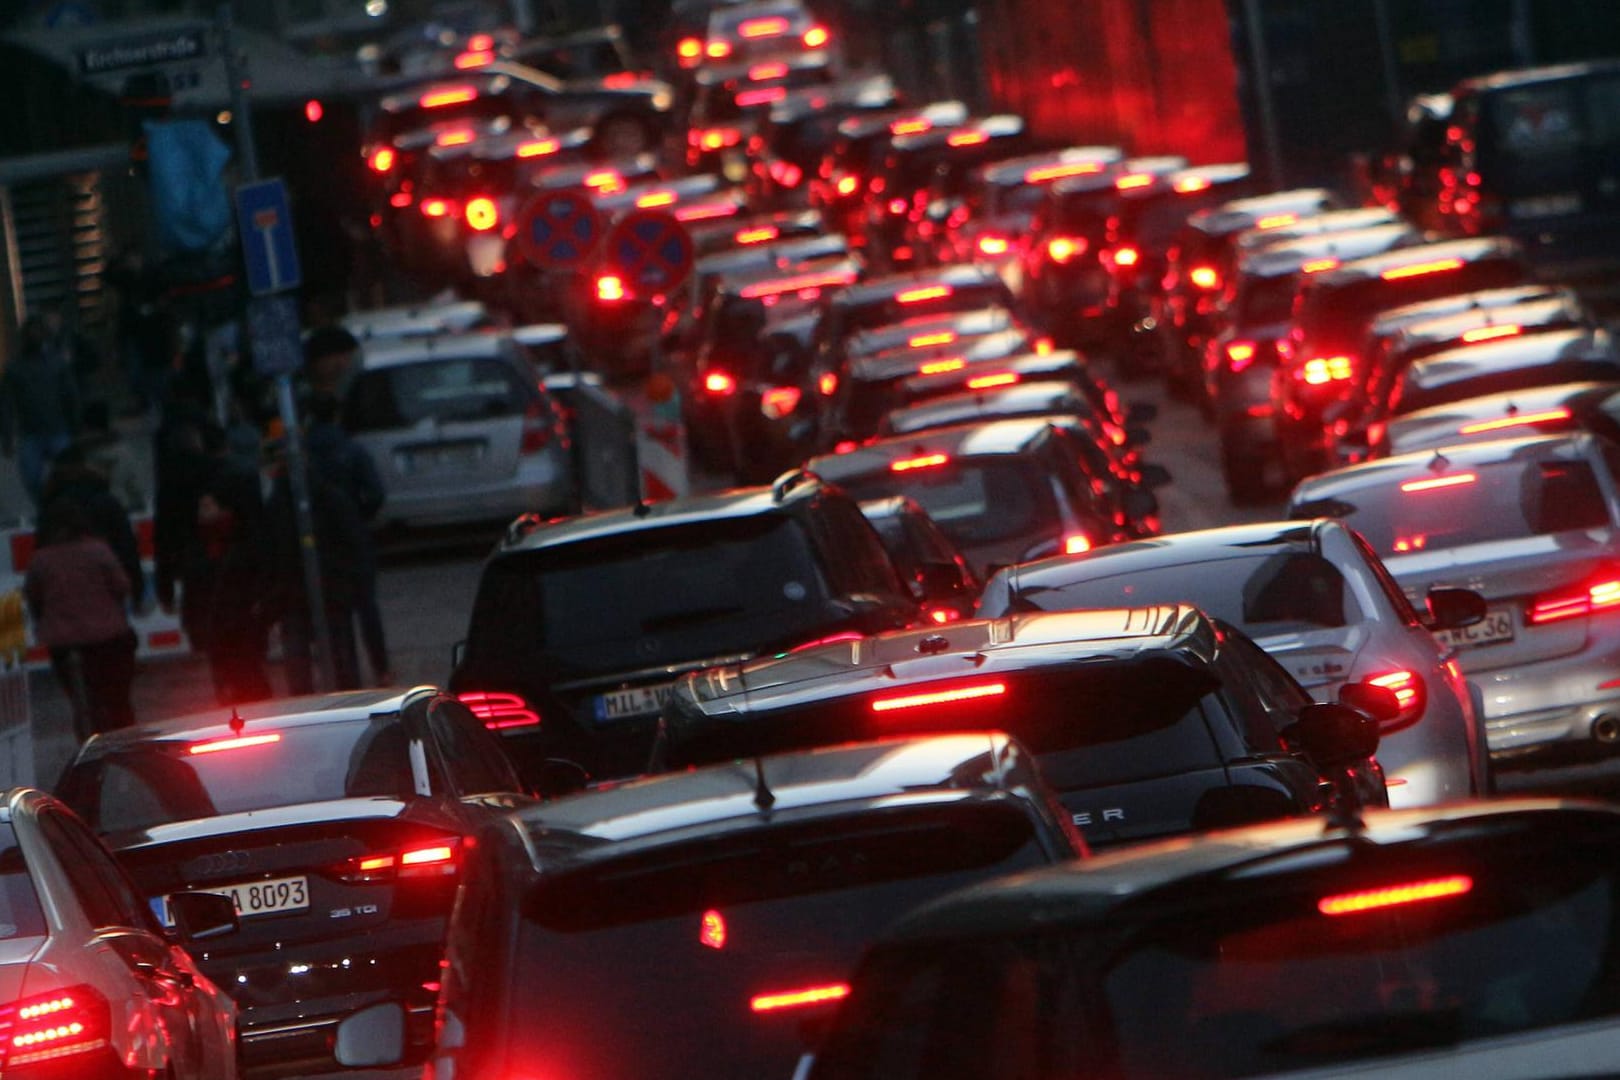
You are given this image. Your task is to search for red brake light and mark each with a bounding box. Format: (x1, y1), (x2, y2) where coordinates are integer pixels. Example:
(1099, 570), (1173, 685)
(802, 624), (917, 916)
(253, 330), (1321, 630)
(977, 234), (1010, 256)
(678, 202), (740, 222)
(1528, 574), (1620, 625)
(1026, 161), (1102, 183)
(454, 50), (495, 69)
(1034, 337), (1054, 355)
(1459, 407), (1571, 435)
(188, 733), (281, 755)
(677, 36), (703, 59)
(304, 99), (324, 123)
(947, 130), (989, 147)
(1226, 340), (1257, 372)
(584, 169), (623, 191)
(1047, 236), (1085, 263)
(2, 986), (111, 1068)
(835, 175), (860, 196)
(706, 40), (732, 58)
(636, 190), (676, 209)
(749, 61), (788, 80)
(420, 197), (456, 218)
(897, 284), (951, 304)
(335, 839), (461, 884)
(704, 371), (737, 395)
(737, 225), (779, 244)
(738, 268), (856, 299)
(1063, 534), (1093, 555)
(1115, 172), (1154, 190)
(369, 147), (396, 172)
(1381, 257), (1464, 281)
(1189, 265), (1219, 289)
(918, 358), (964, 376)
(1301, 257), (1340, 274)
(458, 691), (540, 730)
(966, 371), (1019, 390)
(1364, 669), (1425, 731)
(389, 191), (413, 208)
(1318, 875), (1472, 916)
(435, 128), (475, 147)
(420, 85), (477, 108)
(887, 197), (909, 215)
(891, 452), (949, 472)
(750, 983), (850, 1013)
(517, 138), (560, 158)
(1173, 175), (1212, 193)
(696, 126), (741, 151)
(1461, 323), (1523, 344)
(736, 87), (787, 107)
(1400, 472), (1476, 493)
(465, 196), (499, 232)
(466, 33), (494, 51)
(872, 680), (1006, 712)
(891, 117), (931, 135)
(596, 274), (626, 302)
(740, 16), (789, 37)
(761, 386), (802, 418)
(1111, 246), (1139, 267)
(1299, 355), (1353, 385)
(803, 25), (830, 47)
(1256, 212), (1298, 229)
(818, 371), (839, 396)
(700, 910), (727, 950)
(909, 331), (956, 348)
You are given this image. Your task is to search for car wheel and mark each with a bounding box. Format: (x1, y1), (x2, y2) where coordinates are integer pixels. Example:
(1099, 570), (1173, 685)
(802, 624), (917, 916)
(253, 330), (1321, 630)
(596, 114), (654, 157)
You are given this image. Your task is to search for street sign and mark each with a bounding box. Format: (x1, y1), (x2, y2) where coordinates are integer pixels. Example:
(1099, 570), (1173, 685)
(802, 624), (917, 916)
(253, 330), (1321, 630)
(603, 210), (694, 296)
(234, 179), (303, 296)
(516, 189), (602, 270)
(247, 294), (304, 377)
(77, 28), (207, 75)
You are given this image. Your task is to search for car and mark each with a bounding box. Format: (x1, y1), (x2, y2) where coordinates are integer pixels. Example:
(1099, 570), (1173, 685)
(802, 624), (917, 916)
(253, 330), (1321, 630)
(685, 49), (835, 178)
(1289, 432), (1620, 765)
(340, 330), (577, 530)
(806, 798), (1620, 1080)
(750, 74), (900, 206)
(335, 733), (1084, 1079)
(978, 519), (1492, 804)
(52, 687), (531, 1077)
(859, 496), (981, 623)
(804, 418), (1122, 576)
(660, 605), (1390, 847)
(812, 101), (969, 238)
(699, 0), (832, 68)
(0, 787), (240, 1080)
(1377, 380), (1620, 459)
(447, 472), (920, 782)
(932, 145), (1127, 269)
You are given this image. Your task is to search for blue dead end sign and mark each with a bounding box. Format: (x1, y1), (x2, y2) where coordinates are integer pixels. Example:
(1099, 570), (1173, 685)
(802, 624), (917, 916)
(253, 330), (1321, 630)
(517, 189), (602, 270)
(604, 209), (694, 296)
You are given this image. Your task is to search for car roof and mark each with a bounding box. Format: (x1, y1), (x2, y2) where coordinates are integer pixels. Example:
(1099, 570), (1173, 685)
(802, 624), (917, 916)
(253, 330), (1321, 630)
(1391, 297), (1586, 351)
(1292, 431), (1595, 504)
(880, 799), (1620, 942)
(1386, 381), (1614, 450)
(1005, 520), (1324, 589)
(1240, 223), (1421, 279)
(1186, 188), (1338, 237)
(809, 417), (1058, 475)
(73, 688), (423, 755)
(1307, 236), (1523, 288)
(889, 114), (1024, 153)
(1401, 327), (1615, 391)
(357, 331), (515, 367)
(1367, 284), (1576, 340)
(831, 262), (1003, 309)
(1456, 59), (1620, 95)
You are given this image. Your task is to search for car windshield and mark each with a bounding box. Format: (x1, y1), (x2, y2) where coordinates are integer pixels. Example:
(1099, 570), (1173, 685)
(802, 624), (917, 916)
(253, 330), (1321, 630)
(0, 823), (45, 940)
(345, 356), (528, 430)
(508, 801), (1048, 1080)
(56, 718), (415, 836)
(1293, 457), (1612, 559)
(834, 458), (1059, 548)
(1012, 552), (1362, 632)
(813, 843), (1620, 1080)
(466, 516), (834, 677)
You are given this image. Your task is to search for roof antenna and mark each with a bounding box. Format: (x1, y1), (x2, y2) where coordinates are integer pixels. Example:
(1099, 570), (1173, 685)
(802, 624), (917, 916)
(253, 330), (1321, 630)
(1425, 448), (1450, 474)
(753, 757), (776, 812)
(228, 706), (245, 736)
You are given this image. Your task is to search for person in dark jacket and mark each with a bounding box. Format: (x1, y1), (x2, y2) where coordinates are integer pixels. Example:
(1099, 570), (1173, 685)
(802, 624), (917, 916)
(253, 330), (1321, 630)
(151, 392), (222, 652)
(1, 312), (81, 509)
(40, 445), (145, 607)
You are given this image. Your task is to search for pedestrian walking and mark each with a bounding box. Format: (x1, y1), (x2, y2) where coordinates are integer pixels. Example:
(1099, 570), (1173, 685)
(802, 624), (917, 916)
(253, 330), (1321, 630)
(197, 443), (274, 704)
(1, 312), (82, 510)
(23, 499), (137, 741)
(40, 444), (145, 609)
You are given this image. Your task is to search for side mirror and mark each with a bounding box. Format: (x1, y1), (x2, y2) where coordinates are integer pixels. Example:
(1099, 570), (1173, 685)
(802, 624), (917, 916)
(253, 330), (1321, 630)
(532, 758), (591, 800)
(333, 1002), (406, 1068)
(1338, 681), (1402, 726)
(1127, 402), (1158, 424)
(1284, 701), (1381, 769)
(1125, 425), (1152, 447)
(1136, 463), (1173, 490)
(1426, 586), (1486, 631)
(167, 891), (237, 942)
(1122, 488), (1159, 523)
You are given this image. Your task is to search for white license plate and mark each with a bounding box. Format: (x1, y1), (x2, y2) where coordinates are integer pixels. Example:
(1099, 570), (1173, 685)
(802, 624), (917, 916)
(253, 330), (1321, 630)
(408, 444), (483, 471)
(1435, 608), (1514, 650)
(156, 875), (311, 925)
(593, 681), (676, 723)
(1509, 193), (1582, 220)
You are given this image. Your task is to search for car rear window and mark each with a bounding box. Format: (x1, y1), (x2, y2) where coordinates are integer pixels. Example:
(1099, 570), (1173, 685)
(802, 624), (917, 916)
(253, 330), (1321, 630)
(345, 356), (529, 431)
(1012, 552), (1362, 632)
(56, 718), (415, 836)
(1297, 258), (1526, 351)
(1293, 457), (1612, 558)
(0, 823), (45, 940)
(467, 515), (834, 676)
(834, 458), (1059, 548)
(508, 801), (1048, 1080)
(1236, 274), (1298, 326)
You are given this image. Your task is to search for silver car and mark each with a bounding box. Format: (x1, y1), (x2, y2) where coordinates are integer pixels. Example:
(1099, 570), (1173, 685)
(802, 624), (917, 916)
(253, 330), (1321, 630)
(978, 519), (1491, 804)
(343, 332), (576, 529)
(1290, 432), (1620, 764)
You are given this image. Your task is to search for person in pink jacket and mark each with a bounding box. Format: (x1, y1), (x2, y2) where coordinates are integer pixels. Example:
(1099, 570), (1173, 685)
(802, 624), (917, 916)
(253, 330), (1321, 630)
(24, 497), (137, 740)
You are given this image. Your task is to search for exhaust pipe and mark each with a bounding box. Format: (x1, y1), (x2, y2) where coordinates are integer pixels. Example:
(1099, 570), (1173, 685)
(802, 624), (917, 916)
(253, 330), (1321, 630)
(1593, 715), (1620, 744)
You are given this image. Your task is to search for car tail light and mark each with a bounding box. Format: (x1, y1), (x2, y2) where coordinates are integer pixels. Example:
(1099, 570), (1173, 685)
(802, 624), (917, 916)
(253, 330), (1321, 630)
(703, 371), (737, 395)
(1528, 572), (1620, 625)
(739, 268), (857, 299)
(1115, 172), (1154, 190)
(369, 147), (396, 172)
(464, 196), (499, 232)
(454, 49), (494, 69)
(1046, 236), (1085, 263)
(420, 197), (457, 219)
(891, 453), (949, 472)
(740, 16), (789, 37)
(927, 607), (962, 624)
(420, 85), (478, 108)
(1298, 355), (1353, 385)
(583, 169), (622, 190)
(1110, 245), (1140, 268)
(458, 691), (540, 730)
(596, 274), (626, 302)
(677, 36), (703, 60)
(466, 33), (494, 51)
(389, 191), (413, 208)
(699, 909), (728, 949)
(1, 986), (111, 1069)
(1399, 472), (1476, 493)
(909, 331), (956, 348)
(1035, 336), (1055, 356)
(305, 99), (324, 123)
(749, 60), (788, 80)
(1363, 670), (1425, 732)
(818, 371), (838, 396)
(833, 440), (858, 453)
(1174, 175), (1212, 193)
(635, 190), (676, 209)
(333, 838), (461, 885)
(872, 680), (1006, 712)
(803, 25), (830, 47)
(1380, 257), (1464, 281)
(1225, 340), (1257, 372)
(835, 175), (860, 196)
(918, 358), (964, 376)
(678, 202), (740, 223)
(706, 40), (732, 58)
(977, 234), (1010, 256)
(891, 117), (931, 135)
(761, 386), (801, 418)
(1063, 534), (1093, 555)
(188, 732), (282, 755)
(947, 130), (989, 147)
(516, 138), (560, 158)
(694, 126), (741, 151)
(887, 197), (909, 215)
(1026, 162), (1102, 183)
(767, 160), (804, 188)
(966, 371), (1019, 390)
(1188, 265), (1220, 290)
(1318, 874), (1472, 916)
(1256, 212), (1298, 229)
(751, 983), (851, 1013)
(1458, 407), (1571, 435)
(736, 87), (787, 107)
(897, 285), (951, 304)
(1461, 323), (1523, 344)
(519, 399), (556, 455)
(736, 225), (779, 244)
(1302, 257), (1339, 274)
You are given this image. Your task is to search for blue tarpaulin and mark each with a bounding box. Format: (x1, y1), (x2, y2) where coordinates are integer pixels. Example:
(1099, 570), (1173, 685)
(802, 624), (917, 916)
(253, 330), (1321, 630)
(144, 118), (232, 254)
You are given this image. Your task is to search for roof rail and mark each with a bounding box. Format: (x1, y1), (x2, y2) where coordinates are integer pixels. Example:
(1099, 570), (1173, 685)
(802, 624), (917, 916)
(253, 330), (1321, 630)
(771, 468), (820, 503)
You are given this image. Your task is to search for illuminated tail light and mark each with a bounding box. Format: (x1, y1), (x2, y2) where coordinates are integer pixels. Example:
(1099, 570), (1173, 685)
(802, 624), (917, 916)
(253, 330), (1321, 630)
(188, 733), (282, 755)
(700, 909), (727, 949)
(1528, 573), (1620, 625)
(737, 225), (779, 244)
(636, 190), (676, 209)
(909, 331), (956, 348)
(835, 175), (859, 196)
(887, 197), (909, 215)
(2, 986), (111, 1068)
(596, 275), (626, 302)
(435, 128), (475, 147)
(897, 285), (951, 304)
(1459, 407), (1571, 435)
(1026, 162), (1102, 183)
(918, 358), (964, 376)
(466, 33), (494, 51)
(1047, 236), (1085, 263)
(750, 983), (850, 1013)
(334, 838), (462, 884)
(420, 86), (477, 108)
(678, 202), (740, 222)
(977, 234), (1010, 256)
(891, 453), (949, 472)
(736, 87), (787, 107)
(803, 25), (830, 47)
(517, 138), (560, 158)
(890, 118), (931, 135)
(947, 130), (990, 147)
(761, 386), (802, 418)
(1318, 874), (1472, 916)
(1188, 265), (1219, 290)
(1302, 257), (1339, 274)
(767, 160), (804, 188)
(966, 371), (1019, 390)
(1035, 337), (1054, 356)
(703, 371), (737, 395)
(420, 198), (457, 219)
(389, 191), (413, 208)
(738, 268), (856, 299)
(1115, 172), (1154, 190)
(872, 680), (1006, 712)
(584, 169), (622, 190)
(1380, 257), (1464, 281)
(1173, 175), (1212, 193)
(1256, 212), (1297, 229)
(740, 16), (789, 37)
(818, 371), (839, 396)
(454, 49), (494, 69)
(464, 196), (499, 232)
(1063, 534), (1093, 555)
(749, 61), (788, 80)
(1363, 669), (1425, 732)
(833, 440), (858, 454)
(927, 607), (962, 624)
(368, 147), (396, 172)
(1399, 472), (1476, 493)
(1225, 340), (1257, 372)
(458, 691), (541, 730)
(1298, 355), (1353, 385)
(1461, 323), (1523, 344)
(695, 126), (741, 151)
(706, 40), (732, 58)
(677, 36), (702, 60)
(1110, 246), (1140, 268)
(305, 99), (324, 123)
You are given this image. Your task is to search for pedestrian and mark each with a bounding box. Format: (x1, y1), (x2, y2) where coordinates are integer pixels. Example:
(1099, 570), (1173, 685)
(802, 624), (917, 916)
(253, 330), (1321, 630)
(108, 248), (178, 421)
(151, 391), (219, 651)
(197, 438), (274, 704)
(301, 325), (359, 404)
(40, 444), (145, 610)
(23, 498), (137, 741)
(305, 392), (392, 685)
(1, 312), (82, 510)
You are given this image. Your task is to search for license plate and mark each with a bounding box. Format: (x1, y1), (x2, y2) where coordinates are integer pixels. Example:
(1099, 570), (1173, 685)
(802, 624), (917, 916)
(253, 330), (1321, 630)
(408, 443), (483, 471)
(156, 875), (311, 926)
(1435, 607), (1514, 650)
(1510, 193), (1582, 219)
(593, 681), (676, 723)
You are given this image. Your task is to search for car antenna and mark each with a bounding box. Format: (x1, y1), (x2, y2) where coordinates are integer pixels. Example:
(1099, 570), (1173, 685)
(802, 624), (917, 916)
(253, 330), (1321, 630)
(753, 757), (776, 812)
(1425, 448), (1451, 474)
(228, 706), (245, 736)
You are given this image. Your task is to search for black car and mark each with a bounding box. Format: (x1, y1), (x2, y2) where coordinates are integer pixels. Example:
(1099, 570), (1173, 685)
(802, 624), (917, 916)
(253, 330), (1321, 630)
(808, 799), (1620, 1080)
(52, 687), (531, 1078)
(448, 473), (920, 781)
(859, 496), (982, 623)
(660, 605), (1390, 847)
(337, 733), (1085, 1080)
(812, 101), (969, 239)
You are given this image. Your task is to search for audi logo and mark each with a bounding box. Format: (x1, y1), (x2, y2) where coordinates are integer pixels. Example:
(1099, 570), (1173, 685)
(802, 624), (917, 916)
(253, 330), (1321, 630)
(191, 850), (252, 876)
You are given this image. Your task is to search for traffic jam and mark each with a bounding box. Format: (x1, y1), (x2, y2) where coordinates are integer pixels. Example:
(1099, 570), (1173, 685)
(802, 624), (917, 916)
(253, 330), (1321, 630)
(11, 6), (1620, 1080)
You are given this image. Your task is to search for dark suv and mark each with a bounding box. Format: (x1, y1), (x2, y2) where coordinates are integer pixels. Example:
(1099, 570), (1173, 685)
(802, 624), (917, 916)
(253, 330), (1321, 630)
(448, 472), (920, 781)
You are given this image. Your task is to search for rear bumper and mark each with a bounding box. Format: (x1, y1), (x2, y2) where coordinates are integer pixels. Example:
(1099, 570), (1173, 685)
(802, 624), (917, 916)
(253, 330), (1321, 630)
(378, 450), (573, 528)
(1470, 642), (1620, 759)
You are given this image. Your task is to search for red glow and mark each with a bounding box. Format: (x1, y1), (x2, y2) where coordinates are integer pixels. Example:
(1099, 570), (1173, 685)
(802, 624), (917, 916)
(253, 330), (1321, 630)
(891, 452), (949, 472)
(458, 691), (541, 730)
(696, 126), (740, 151)
(636, 190), (676, 208)
(803, 25), (830, 47)
(700, 909), (727, 950)
(891, 118), (931, 135)
(835, 175), (859, 196)
(1025, 161), (1103, 183)
(389, 191), (412, 208)
(466, 33), (494, 51)
(584, 169), (622, 190)
(750, 983), (850, 1013)
(1318, 875), (1473, 916)
(1115, 172), (1154, 190)
(603, 72), (640, 89)
(818, 372), (838, 396)
(1529, 575), (1620, 625)
(1299, 354), (1353, 385)
(401, 844), (456, 867)
(465, 196), (499, 232)
(1047, 236), (1084, 263)
(1459, 407), (1571, 435)
(1111, 246), (1139, 267)
(678, 202), (740, 222)
(5, 986), (107, 1064)
(1392, 534), (1426, 552)
(947, 130), (990, 147)
(1174, 175), (1212, 193)
(188, 733), (282, 755)
(1226, 340), (1257, 372)
(420, 198), (455, 218)
(704, 371), (737, 395)
(1381, 257), (1464, 281)
(677, 36), (702, 59)
(736, 87), (787, 107)
(928, 607), (961, 624)
(897, 285), (951, 304)
(454, 50), (495, 69)
(761, 386), (802, 418)
(1035, 337), (1054, 355)
(918, 358), (965, 376)
(740, 16), (790, 37)
(1366, 669), (1421, 712)
(749, 61), (788, 80)
(1256, 213), (1298, 229)
(304, 99), (323, 123)
(977, 235), (1010, 256)
(706, 40), (733, 58)
(517, 138), (560, 158)
(435, 128), (475, 147)
(1461, 323), (1523, 344)
(369, 147), (396, 172)
(887, 197), (909, 215)
(1189, 266), (1219, 289)
(1063, 534), (1093, 555)
(1302, 257), (1340, 274)
(909, 331), (957, 348)
(1400, 472), (1476, 493)
(737, 225), (779, 244)
(872, 680), (1006, 712)
(596, 275), (626, 302)
(738, 268), (857, 299)
(420, 86), (478, 108)
(966, 371), (1019, 390)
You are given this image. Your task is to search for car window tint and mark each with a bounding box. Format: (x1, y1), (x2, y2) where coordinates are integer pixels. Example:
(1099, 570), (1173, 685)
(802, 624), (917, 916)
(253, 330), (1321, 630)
(431, 699), (522, 795)
(836, 459), (1059, 548)
(346, 356), (529, 431)
(820, 497), (907, 596)
(1216, 631), (1312, 743)
(1349, 528), (1425, 627)
(39, 810), (153, 930)
(1236, 274), (1298, 325)
(0, 822), (46, 940)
